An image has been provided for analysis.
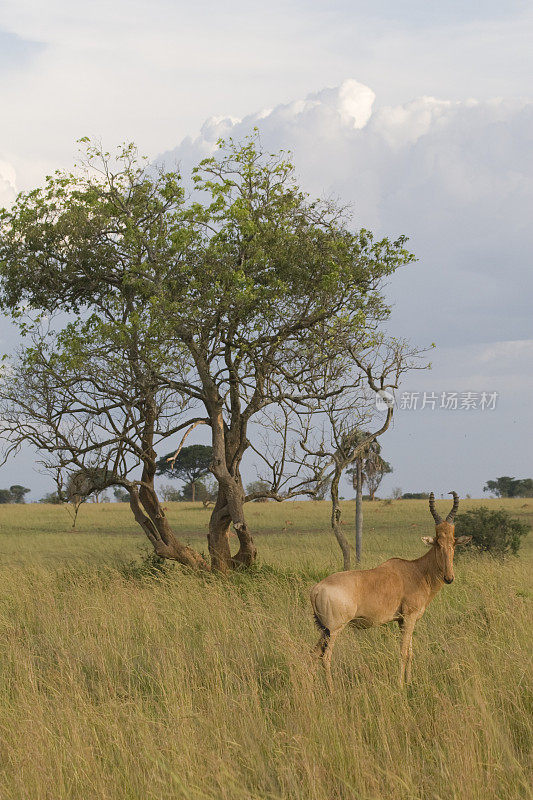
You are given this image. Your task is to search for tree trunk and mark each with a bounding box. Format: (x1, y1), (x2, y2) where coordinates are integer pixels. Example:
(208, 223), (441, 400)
(330, 469), (351, 571)
(207, 404), (257, 571)
(70, 500), (82, 529)
(191, 481), (196, 503)
(207, 488), (233, 574)
(355, 457), (363, 563)
(130, 484), (208, 569)
(130, 401), (209, 570)
(232, 520), (257, 567)
(208, 481), (257, 572)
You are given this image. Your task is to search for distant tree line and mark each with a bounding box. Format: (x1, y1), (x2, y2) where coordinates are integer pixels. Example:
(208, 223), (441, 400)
(483, 476), (533, 498)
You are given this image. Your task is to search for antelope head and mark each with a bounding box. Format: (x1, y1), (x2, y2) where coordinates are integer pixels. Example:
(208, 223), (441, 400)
(422, 492), (471, 583)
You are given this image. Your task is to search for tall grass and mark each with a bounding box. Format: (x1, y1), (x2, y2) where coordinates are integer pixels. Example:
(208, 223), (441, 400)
(0, 499), (531, 799)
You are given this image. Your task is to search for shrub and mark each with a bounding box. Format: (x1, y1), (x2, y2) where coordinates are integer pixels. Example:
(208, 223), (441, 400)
(39, 491), (62, 504)
(118, 550), (175, 580)
(454, 506), (530, 556)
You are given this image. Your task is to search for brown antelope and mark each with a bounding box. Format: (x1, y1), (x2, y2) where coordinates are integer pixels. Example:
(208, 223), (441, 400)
(310, 492), (471, 690)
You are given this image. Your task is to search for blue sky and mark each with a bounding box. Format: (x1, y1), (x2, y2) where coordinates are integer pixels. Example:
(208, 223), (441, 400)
(0, 1), (532, 499)
(0, 29), (43, 71)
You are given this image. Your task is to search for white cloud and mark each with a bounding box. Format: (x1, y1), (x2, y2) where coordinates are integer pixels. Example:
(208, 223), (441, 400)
(157, 79), (533, 350)
(479, 340), (533, 366)
(1, 0), (533, 190)
(370, 96), (455, 148)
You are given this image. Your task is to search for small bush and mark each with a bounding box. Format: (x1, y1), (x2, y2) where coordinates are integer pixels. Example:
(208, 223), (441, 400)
(455, 506), (530, 556)
(118, 550), (175, 580)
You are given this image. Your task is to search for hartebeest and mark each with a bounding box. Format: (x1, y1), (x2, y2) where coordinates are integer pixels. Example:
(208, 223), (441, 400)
(310, 492), (471, 690)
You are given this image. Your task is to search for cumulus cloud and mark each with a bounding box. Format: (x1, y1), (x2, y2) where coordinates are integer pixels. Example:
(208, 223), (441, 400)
(158, 79), (533, 350)
(2, 0), (532, 188)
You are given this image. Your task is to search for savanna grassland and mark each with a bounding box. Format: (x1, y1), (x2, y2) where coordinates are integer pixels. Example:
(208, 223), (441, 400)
(0, 498), (531, 800)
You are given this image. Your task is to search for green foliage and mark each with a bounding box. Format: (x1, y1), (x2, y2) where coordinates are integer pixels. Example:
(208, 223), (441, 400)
(9, 485), (31, 503)
(0, 135), (414, 342)
(0, 135), (418, 567)
(347, 437), (392, 499)
(113, 487), (130, 503)
(519, 478), (533, 496)
(402, 492), (430, 499)
(483, 476), (533, 498)
(159, 478), (216, 503)
(455, 506), (530, 556)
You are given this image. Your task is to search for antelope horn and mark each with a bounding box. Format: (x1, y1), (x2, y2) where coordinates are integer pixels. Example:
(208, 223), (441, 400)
(446, 491), (459, 523)
(428, 492), (443, 524)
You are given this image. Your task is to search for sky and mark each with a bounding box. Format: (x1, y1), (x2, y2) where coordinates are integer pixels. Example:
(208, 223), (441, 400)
(0, 0), (532, 499)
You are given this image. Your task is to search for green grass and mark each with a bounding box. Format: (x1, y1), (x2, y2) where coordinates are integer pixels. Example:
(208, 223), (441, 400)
(0, 498), (531, 799)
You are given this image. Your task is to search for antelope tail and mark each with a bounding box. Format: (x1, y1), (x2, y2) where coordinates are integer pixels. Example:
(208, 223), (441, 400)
(313, 612), (330, 638)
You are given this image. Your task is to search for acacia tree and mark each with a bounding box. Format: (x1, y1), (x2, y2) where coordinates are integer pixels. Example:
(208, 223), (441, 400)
(0, 137), (416, 572)
(156, 444), (212, 502)
(7, 485), (30, 503)
(0, 485), (30, 503)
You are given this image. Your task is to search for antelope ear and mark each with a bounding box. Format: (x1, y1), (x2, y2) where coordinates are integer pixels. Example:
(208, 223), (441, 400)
(454, 535), (472, 546)
(421, 536), (435, 546)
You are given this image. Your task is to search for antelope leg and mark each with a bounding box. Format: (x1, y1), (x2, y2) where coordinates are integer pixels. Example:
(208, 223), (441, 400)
(322, 628), (344, 694)
(399, 615), (417, 687)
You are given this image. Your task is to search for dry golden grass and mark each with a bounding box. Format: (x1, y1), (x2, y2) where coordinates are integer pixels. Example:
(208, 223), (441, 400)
(0, 498), (531, 799)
